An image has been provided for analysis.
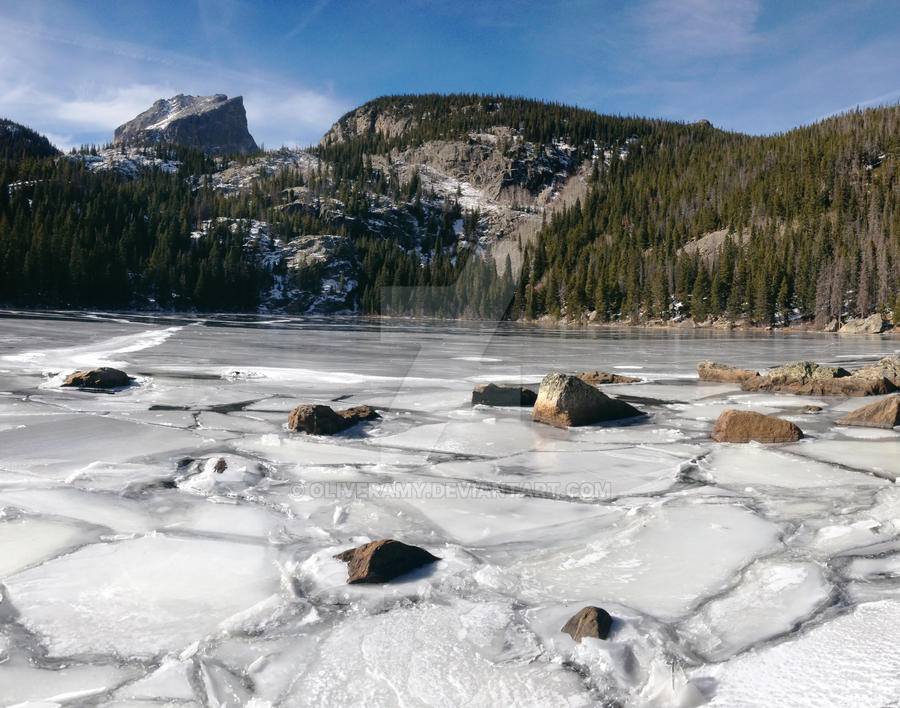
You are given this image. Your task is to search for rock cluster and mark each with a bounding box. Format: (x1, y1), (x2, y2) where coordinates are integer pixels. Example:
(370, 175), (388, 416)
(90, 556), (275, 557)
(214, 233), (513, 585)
(532, 373), (644, 428)
(333, 539), (440, 584)
(741, 360), (895, 396)
(472, 383), (537, 407)
(62, 367), (134, 389)
(711, 410), (803, 443)
(287, 404), (379, 435)
(697, 361), (759, 383)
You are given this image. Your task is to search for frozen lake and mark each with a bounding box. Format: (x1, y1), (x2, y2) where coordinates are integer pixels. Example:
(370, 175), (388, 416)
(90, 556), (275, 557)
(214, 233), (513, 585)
(1, 310), (899, 706)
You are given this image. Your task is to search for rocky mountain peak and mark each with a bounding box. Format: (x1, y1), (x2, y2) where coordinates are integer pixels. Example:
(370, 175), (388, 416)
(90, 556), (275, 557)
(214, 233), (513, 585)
(113, 93), (258, 156)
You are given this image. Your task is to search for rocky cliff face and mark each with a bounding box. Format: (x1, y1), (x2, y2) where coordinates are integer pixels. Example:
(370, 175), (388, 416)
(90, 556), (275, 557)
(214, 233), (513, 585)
(113, 94), (258, 156)
(319, 102), (595, 273)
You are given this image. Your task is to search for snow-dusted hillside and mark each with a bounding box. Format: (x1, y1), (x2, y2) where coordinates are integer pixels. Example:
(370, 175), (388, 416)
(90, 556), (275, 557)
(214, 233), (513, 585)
(66, 147), (181, 178)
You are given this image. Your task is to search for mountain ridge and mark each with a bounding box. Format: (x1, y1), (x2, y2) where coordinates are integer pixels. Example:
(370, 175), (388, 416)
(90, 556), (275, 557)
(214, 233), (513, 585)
(2, 93), (899, 325)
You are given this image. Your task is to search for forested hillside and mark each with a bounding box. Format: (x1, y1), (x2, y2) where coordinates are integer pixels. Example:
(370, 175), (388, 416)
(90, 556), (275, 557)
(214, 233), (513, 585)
(1, 95), (899, 323)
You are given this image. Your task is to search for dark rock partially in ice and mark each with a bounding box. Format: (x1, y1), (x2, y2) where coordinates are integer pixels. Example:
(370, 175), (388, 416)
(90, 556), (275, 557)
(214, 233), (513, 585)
(576, 371), (642, 385)
(287, 404), (379, 435)
(532, 373), (644, 428)
(697, 361), (759, 384)
(711, 409), (803, 444)
(334, 539), (440, 584)
(213, 457), (228, 474)
(802, 405), (823, 414)
(838, 395), (900, 430)
(561, 606), (613, 642)
(741, 360), (895, 396)
(472, 383), (537, 407)
(62, 367), (134, 389)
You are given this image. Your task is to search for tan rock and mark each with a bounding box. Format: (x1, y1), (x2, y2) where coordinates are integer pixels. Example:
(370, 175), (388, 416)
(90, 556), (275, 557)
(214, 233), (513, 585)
(697, 361), (759, 383)
(532, 373), (644, 428)
(711, 410), (803, 443)
(837, 395), (900, 429)
(576, 371), (642, 385)
(839, 313), (885, 334)
(854, 355), (900, 387)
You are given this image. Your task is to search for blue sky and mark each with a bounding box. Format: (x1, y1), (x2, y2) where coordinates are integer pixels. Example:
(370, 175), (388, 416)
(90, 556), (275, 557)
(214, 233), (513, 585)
(1, 0), (899, 151)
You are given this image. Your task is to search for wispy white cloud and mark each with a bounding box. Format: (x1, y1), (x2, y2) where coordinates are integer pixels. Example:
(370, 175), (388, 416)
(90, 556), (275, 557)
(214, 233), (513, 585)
(245, 89), (350, 148)
(637, 0), (761, 57)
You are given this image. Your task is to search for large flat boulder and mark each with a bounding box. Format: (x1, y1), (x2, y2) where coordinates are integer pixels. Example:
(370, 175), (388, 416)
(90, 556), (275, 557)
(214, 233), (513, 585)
(561, 606), (613, 642)
(287, 404), (378, 435)
(854, 355), (900, 388)
(576, 371), (642, 385)
(532, 373), (643, 428)
(62, 367), (134, 389)
(333, 539), (440, 584)
(839, 314), (885, 334)
(741, 360), (894, 396)
(837, 395), (900, 429)
(472, 383), (537, 407)
(697, 361), (759, 383)
(711, 410), (803, 443)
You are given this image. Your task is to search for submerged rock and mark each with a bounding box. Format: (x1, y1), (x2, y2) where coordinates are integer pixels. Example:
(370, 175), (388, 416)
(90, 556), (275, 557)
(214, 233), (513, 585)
(711, 410), (803, 443)
(697, 361), (759, 384)
(837, 395), (900, 429)
(741, 360), (894, 396)
(576, 371), (642, 385)
(333, 539), (440, 584)
(287, 404), (379, 435)
(561, 606), (613, 642)
(62, 367), (134, 389)
(472, 383), (537, 407)
(532, 373), (643, 428)
(839, 313), (885, 334)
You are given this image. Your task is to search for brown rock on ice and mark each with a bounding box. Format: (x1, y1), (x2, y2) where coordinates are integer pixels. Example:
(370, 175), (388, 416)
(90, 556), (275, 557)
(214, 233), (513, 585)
(472, 383), (537, 407)
(287, 404), (379, 435)
(333, 539), (440, 584)
(576, 371), (642, 385)
(711, 410), (803, 443)
(532, 373), (644, 428)
(837, 395), (900, 429)
(802, 405), (823, 414)
(62, 367), (134, 389)
(561, 606), (613, 642)
(697, 361), (759, 383)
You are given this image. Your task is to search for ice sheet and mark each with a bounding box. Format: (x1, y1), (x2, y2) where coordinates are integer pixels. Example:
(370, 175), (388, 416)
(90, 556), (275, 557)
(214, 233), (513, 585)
(5, 534), (281, 658)
(2, 313), (899, 706)
(701, 601), (900, 707)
